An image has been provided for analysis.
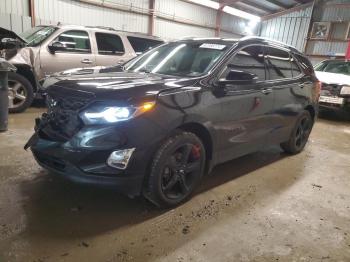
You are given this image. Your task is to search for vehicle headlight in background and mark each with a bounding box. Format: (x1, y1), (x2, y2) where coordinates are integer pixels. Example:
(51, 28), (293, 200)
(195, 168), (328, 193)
(81, 101), (155, 124)
(340, 85), (350, 95)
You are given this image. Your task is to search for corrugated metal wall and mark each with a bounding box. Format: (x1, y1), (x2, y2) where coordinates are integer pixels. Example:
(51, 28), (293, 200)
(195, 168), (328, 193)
(34, 0), (149, 33)
(0, 0), (29, 16)
(0, 0), (31, 33)
(1, 0), (257, 39)
(221, 13), (258, 37)
(260, 6), (313, 51)
(306, 0), (350, 60)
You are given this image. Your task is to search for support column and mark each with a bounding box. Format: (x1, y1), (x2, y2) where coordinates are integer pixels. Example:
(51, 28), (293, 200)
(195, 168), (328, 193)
(148, 0), (155, 36)
(215, 3), (225, 37)
(29, 0), (35, 27)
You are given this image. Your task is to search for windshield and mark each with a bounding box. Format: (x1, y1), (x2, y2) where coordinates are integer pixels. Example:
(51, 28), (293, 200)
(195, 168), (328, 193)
(314, 60), (350, 76)
(19, 26), (57, 47)
(124, 42), (230, 77)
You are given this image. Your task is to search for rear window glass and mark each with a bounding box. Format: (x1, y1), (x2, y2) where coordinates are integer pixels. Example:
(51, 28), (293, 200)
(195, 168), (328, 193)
(96, 33), (124, 55)
(265, 47), (293, 80)
(127, 36), (164, 54)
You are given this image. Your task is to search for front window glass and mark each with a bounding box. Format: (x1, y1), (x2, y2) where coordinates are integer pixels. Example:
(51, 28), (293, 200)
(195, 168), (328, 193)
(227, 45), (266, 82)
(19, 26), (57, 47)
(315, 61), (350, 76)
(53, 30), (91, 53)
(125, 42), (229, 77)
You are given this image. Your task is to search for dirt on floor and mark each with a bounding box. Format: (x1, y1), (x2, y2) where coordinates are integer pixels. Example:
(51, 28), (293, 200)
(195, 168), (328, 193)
(0, 108), (349, 262)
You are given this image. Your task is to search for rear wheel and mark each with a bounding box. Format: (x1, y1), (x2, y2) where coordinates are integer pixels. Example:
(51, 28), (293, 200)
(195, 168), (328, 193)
(281, 110), (313, 154)
(144, 131), (206, 208)
(8, 72), (34, 113)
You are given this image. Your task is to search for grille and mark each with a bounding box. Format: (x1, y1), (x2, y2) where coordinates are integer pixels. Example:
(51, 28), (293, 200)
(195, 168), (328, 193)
(39, 86), (95, 142)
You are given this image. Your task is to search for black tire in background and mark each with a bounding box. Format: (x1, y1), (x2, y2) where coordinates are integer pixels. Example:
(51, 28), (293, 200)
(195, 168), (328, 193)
(144, 131), (206, 208)
(8, 72), (34, 113)
(281, 110), (313, 154)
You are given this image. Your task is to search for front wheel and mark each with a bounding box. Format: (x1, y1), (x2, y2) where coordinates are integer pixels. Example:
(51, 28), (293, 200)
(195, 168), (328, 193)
(144, 131), (206, 208)
(281, 110), (313, 154)
(8, 72), (34, 113)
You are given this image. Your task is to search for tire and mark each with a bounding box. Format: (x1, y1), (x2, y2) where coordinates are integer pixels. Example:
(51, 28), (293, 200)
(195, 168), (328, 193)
(144, 131), (206, 208)
(8, 72), (34, 113)
(281, 110), (313, 154)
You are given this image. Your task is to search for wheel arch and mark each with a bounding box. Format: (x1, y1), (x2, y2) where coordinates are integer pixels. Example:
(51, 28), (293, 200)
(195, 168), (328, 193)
(177, 122), (214, 173)
(12, 64), (37, 92)
(304, 104), (316, 121)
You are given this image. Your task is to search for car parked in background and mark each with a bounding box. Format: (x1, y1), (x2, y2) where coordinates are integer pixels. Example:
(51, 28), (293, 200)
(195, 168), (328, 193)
(25, 37), (319, 208)
(314, 59), (350, 112)
(0, 25), (164, 113)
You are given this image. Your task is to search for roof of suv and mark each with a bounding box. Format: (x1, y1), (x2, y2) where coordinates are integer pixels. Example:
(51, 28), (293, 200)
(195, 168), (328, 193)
(43, 24), (163, 41)
(177, 36), (302, 55)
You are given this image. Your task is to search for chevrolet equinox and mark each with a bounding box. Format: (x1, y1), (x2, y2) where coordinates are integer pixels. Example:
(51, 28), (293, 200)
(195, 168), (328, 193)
(25, 37), (319, 207)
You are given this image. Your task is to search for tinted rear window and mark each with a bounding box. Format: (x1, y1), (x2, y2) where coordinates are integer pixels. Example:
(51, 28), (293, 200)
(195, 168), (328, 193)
(127, 36), (163, 54)
(265, 47), (293, 80)
(96, 33), (124, 55)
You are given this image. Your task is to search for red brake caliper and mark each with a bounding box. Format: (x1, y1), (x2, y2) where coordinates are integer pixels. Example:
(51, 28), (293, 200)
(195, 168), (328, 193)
(191, 145), (201, 160)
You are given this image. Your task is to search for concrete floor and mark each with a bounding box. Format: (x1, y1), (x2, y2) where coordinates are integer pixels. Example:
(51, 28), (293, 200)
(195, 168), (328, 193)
(0, 108), (349, 262)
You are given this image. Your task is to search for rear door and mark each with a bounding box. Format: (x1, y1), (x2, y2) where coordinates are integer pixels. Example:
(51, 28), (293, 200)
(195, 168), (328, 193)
(265, 46), (306, 144)
(40, 29), (96, 76)
(215, 45), (274, 162)
(94, 32), (132, 66)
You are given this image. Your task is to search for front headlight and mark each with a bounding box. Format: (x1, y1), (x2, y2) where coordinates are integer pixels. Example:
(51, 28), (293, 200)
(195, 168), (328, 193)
(340, 85), (350, 95)
(81, 101), (155, 124)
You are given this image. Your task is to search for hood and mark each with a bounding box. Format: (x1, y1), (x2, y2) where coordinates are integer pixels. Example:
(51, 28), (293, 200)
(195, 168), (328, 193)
(47, 71), (197, 104)
(315, 71), (350, 86)
(0, 27), (27, 46)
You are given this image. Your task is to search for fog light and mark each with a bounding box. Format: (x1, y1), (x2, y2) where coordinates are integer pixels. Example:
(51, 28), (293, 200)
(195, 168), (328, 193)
(107, 148), (135, 170)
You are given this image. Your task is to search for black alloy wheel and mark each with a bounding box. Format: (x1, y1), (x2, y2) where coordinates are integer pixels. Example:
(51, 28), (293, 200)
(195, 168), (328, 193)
(145, 131), (206, 208)
(281, 110), (313, 154)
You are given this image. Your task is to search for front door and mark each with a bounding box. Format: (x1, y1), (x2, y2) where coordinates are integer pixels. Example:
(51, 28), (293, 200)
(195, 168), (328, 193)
(40, 30), (96, 77)
(215, 45), (274, 163)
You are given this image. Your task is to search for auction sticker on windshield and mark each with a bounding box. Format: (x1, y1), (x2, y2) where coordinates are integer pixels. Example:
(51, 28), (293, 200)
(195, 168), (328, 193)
(199, 43), (226, 50)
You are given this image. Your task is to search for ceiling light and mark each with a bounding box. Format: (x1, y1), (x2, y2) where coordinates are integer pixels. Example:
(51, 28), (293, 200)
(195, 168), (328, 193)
(223, 6), (261, 22)
(186, 0), (261, 22)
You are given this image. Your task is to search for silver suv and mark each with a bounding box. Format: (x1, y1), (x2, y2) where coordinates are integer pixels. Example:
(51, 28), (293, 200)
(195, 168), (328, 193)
(0, 25), (164, 113)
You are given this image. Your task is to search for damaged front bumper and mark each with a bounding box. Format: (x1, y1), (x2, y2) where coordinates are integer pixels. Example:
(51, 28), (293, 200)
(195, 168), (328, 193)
(28, 118), (163, 197)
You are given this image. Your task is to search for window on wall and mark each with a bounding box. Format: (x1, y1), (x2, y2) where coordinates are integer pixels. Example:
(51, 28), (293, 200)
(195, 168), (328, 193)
(265, 47), (293, 80)
(95, 33), (125, 55)
(225, 45), (266, 82)
(53, 30), (91, 53)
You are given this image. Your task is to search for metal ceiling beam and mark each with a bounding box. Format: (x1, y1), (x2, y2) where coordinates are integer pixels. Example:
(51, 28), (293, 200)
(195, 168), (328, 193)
(261, 2), (312, 20)
(262, 0), (291, 9)
(234, 0), (274, 13)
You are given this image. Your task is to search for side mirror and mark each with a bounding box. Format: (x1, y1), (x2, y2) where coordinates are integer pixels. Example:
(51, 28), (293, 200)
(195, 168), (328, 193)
(48, 41), (65, 54)
(218, 69), (258, 86)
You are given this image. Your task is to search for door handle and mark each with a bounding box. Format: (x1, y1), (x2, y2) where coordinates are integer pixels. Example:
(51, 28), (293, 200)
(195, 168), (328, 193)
(81, 58), (93, 64)
(261, 88), (272, 95)
(299, 83), (304, 88)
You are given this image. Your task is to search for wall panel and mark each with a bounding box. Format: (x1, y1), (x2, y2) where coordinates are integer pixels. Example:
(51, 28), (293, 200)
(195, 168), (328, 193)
(260, 6), (312, 51)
